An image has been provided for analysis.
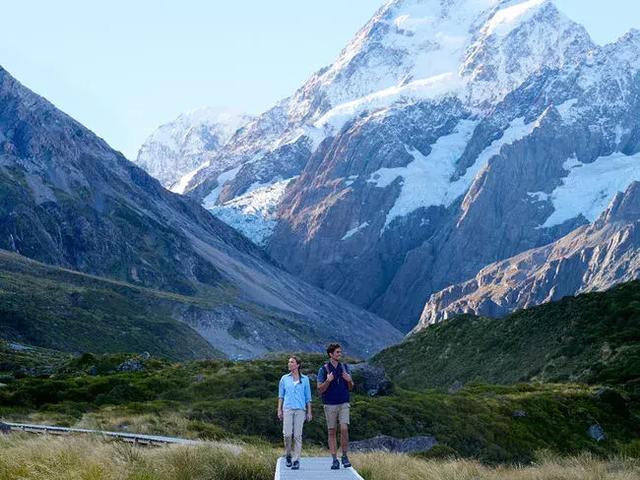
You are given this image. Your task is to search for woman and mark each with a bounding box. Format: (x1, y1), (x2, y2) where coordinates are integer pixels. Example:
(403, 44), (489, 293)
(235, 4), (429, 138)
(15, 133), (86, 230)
(277, 355), (312, 470)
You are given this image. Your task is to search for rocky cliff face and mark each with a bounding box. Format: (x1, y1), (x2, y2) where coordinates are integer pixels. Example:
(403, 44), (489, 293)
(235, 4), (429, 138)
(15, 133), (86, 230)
(0, 65), (402, 358)
(417, 181), (640, 328)
(161, 0), (637, 332)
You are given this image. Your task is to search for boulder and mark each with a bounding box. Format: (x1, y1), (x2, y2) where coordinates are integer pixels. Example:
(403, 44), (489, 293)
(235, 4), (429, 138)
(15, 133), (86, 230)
(587, 424), (606, 442)
(117, 358), (144, 373)
(448, 380), (464, 394)
(349, 363), (392, 396)
(351, 435), (438, 453)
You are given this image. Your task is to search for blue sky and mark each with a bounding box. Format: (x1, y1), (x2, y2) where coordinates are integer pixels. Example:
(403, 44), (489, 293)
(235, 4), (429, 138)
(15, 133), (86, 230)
(1, 1), (638, 159)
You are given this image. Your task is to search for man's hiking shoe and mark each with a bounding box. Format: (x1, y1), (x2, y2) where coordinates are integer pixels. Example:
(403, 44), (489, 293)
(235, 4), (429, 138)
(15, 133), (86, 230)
(331, 458), (340, 469)
(292, 460), (300, 470)
(341, 454), (352, 468)
(285, 455), (292, 467)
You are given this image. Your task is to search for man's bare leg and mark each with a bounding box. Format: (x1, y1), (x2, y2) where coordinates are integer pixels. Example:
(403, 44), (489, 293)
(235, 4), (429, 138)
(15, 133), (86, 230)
(328, 428), (338, 456)
(340, 424), (349, 455)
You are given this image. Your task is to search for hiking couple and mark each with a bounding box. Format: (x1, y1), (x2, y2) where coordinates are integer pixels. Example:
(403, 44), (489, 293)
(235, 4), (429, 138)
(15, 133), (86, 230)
(277, 343), (354, 471)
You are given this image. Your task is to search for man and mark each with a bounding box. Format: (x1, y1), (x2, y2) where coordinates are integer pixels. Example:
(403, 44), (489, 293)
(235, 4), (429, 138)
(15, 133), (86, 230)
(317, 343), (354, 470)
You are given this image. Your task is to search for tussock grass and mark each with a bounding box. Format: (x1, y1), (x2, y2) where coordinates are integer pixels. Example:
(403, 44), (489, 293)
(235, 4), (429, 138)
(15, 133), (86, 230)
(74, 411), (195, 437)
(354, 450), (640, 480)
(0, 435), (639, 480)
(0, 434), (273, 480)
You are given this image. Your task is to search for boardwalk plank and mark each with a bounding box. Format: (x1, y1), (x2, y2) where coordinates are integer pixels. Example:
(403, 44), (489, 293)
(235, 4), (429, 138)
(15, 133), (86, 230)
(275, 457), (364, 480)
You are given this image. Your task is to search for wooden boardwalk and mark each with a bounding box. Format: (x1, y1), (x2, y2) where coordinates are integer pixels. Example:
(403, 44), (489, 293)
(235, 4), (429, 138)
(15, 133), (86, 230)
(3, 422), (241, 453)
(274, 456), (364, 480)
(5, 422), (204, 446)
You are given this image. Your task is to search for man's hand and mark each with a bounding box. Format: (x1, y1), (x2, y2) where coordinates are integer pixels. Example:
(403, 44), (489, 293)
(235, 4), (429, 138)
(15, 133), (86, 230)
(317, 371), (335, 394)
(277, 409), (283, 421)
(341, 371), (352, 383)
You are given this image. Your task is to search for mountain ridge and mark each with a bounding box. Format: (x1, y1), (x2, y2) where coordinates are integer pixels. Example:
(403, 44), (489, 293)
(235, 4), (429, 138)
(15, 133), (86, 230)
(418, 181), (640, 326)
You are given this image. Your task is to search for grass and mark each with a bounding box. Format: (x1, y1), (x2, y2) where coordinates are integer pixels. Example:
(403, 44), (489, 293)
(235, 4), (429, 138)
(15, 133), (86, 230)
(372, 280), (640, 390)
(0, 435), (639, 480)
(0, 433), (273, 480)
(356, 450), (640, 480)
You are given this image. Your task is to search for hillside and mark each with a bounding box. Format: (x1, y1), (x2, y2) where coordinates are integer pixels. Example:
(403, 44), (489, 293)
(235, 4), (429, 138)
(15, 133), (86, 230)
(372, 280), (640, 389)
(0, 250), (223, 360)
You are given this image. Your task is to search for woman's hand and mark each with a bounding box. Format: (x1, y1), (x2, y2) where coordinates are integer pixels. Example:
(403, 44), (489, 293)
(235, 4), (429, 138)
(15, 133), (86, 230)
(306, 411), (313, 422)
(277, 409), (283, 421)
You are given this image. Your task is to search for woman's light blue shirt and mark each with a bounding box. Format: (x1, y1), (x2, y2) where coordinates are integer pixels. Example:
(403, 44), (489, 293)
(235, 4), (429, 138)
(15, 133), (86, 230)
(278, 373), (312, 410)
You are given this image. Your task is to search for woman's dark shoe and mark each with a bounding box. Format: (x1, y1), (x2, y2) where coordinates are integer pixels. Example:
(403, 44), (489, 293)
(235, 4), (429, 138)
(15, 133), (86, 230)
(292, 460), (300, 470)
(341, 454), (352, 468)
(331, 458), (340, 470)
(285, 455), (292, 467)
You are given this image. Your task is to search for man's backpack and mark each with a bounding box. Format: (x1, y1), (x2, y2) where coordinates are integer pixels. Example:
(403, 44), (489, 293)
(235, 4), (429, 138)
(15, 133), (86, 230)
(324, 362), (353, 390)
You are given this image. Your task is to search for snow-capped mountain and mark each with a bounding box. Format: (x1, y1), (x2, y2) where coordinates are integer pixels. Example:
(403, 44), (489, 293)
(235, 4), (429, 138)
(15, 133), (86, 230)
(180, 0), (640, 331)
(135, 108), (252, 190)
(0, 65), (401, 358)
(184, 0), (592, 204)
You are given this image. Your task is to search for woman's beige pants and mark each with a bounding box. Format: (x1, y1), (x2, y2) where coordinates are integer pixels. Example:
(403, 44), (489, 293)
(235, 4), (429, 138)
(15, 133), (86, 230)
(283, 408), (305, 461)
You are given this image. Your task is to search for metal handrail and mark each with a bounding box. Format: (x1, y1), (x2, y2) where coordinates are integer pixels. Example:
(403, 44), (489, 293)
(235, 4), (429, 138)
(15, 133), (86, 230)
(3, 422), (203, 446)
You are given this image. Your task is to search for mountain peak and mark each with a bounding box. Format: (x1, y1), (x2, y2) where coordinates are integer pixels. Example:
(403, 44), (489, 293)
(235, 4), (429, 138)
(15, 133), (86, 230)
(304, 0), (590, 133)
(293, 0), (502, 119)
(135, 107), (253, 189)
(608, 28), (640, 64)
